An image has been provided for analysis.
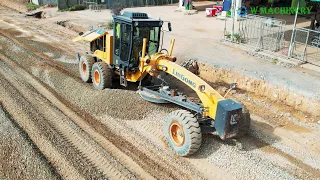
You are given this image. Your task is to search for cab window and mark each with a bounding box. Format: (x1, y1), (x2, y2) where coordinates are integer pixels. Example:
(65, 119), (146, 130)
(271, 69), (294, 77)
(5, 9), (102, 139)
(120, 24), (132, 62)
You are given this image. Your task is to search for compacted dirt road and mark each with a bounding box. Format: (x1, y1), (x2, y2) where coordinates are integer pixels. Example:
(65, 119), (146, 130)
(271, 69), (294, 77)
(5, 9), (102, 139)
(0, 5), (320, 180)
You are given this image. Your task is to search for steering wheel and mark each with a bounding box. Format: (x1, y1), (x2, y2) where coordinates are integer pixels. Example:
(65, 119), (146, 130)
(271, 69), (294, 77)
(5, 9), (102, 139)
(160, 49), (169, 54)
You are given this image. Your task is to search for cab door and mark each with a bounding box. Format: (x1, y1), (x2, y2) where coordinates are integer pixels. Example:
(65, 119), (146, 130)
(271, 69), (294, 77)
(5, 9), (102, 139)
(113, 22), (132, 68)
(113, 21), (132, 86)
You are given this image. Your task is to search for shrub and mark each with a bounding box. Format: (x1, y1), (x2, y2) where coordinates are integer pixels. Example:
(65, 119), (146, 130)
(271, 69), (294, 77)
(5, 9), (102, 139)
(106, 20), (114, 30)
(225, 32), (231, 38)
(233, 33), (241, 41)
(58, 8), (70, 12)
(25, 3), (40, 11)
(70, 4), (86, 11)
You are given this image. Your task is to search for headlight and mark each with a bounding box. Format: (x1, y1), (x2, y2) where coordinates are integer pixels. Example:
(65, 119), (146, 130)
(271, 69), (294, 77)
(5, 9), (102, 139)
(162, 66), (167, 71)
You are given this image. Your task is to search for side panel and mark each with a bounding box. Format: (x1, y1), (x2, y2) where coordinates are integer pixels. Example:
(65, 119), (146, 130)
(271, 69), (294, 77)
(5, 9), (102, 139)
(93, 34), (113, 65)
(106, 34), (113, 65)
(214, 99), (242, 140)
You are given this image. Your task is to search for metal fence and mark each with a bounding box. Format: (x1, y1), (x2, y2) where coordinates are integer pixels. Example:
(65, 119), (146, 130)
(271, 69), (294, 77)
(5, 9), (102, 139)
(239, 15), (286, 52)
(289, 28), (320, 66)
(224, 14), (286, 52)
(223, 13), (320, 66)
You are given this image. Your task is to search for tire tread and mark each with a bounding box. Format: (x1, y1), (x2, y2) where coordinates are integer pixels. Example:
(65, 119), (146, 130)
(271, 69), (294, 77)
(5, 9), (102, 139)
(164, 110), (202, 157)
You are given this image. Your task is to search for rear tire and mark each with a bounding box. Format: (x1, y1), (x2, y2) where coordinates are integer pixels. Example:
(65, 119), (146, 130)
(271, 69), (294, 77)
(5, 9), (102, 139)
(79, 55), (95, 83)
(92, 62), (113, 90)
(164, 110), (202, 156)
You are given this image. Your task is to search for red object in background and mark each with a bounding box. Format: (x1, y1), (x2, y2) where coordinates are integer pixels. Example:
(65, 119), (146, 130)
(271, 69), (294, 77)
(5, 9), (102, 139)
(213, 6), (223, 13)
(206, 8), (218, 17)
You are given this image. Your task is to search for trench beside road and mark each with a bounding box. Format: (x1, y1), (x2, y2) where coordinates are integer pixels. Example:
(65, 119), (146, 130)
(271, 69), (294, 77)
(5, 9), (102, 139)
(0, 6), (320, 179)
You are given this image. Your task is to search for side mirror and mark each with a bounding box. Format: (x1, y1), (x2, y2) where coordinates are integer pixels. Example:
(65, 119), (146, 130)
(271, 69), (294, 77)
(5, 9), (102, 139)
(168, 22), (172, 32)
(230, 83), (238, 89)
(224, 82), (238, 98)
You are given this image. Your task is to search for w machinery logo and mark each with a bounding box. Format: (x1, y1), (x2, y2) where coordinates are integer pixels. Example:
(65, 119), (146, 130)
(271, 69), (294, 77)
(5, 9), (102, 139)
(250, 6), (313, 15)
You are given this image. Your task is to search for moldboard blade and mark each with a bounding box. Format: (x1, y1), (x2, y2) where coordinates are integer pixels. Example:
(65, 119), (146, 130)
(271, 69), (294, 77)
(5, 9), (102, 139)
(137, 90), (169, 104)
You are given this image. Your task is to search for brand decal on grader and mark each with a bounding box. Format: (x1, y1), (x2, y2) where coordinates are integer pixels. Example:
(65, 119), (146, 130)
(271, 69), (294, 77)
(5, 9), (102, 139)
(172, 69), (196, 88)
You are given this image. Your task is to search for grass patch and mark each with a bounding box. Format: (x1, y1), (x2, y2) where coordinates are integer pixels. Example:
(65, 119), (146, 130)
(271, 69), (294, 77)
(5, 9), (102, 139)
(106, 20), (114, 30)
(59, 4), (86, 12)
(25, 3), (40, 11)
(272, 58), (279, 64)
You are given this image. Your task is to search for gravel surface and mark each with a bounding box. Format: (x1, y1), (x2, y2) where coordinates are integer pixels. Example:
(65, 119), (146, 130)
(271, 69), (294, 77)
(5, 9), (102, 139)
(1, 5), (320, 180)
(0, 105), (60, 180)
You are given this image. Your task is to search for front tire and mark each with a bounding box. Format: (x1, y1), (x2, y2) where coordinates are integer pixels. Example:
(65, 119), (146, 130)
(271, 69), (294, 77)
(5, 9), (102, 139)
(79, 55), (95, 82)
(164, 110), (202, 156)
(92, 62), (113, 90)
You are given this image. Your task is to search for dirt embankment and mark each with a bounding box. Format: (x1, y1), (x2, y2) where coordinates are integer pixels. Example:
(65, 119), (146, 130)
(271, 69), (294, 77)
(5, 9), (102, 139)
(198, 63), (320, 121)
(0, 0), (28, 12)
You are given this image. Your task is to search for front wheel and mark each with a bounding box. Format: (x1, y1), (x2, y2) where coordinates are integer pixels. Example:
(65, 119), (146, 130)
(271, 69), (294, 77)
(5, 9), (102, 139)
(164, 110), (202, 156)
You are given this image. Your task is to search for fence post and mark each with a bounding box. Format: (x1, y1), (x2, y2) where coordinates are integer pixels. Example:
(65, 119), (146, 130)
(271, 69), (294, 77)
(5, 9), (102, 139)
(303, 29), (310, 62)
(288, 0), (300, 57)
(231, 0), (236, 42)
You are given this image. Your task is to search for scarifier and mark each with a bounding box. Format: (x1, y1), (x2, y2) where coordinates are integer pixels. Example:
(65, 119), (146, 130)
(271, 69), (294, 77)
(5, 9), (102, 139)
(73, 11), (250, 156)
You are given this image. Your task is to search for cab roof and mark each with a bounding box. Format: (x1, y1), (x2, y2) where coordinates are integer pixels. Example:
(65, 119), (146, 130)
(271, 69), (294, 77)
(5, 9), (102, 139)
(72, 29), (108, 42)
(113, 11), (163, 24)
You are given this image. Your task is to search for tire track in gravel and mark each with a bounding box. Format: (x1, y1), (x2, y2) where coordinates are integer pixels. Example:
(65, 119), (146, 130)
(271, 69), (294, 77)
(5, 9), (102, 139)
(0, 25), (216, 179)
(124, 116), (234, 180)
(0, 30), (80, 81)
(0, 48), (206, 179)
(0, 52), (155, 179)
(0, 57), (136, 179)
(0, 77), (83, 180)
(0, 102), (61, 180)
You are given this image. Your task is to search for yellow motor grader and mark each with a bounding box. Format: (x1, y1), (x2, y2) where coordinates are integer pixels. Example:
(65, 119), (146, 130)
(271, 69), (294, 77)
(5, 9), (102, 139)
(73, 11), (250, 156)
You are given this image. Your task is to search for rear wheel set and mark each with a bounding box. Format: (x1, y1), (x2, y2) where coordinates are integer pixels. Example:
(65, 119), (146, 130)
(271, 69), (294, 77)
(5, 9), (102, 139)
(79, 55), (95, 83)
(79, 55), (113, 90)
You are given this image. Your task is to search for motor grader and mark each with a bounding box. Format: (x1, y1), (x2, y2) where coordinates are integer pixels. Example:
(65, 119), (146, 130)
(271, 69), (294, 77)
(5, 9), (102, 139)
(73, 11), (250, 156)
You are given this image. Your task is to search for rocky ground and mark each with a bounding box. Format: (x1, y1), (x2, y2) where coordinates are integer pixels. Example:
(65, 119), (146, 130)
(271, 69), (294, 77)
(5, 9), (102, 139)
(0, 105), (60, 180)
(0, 4), (320, 180)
